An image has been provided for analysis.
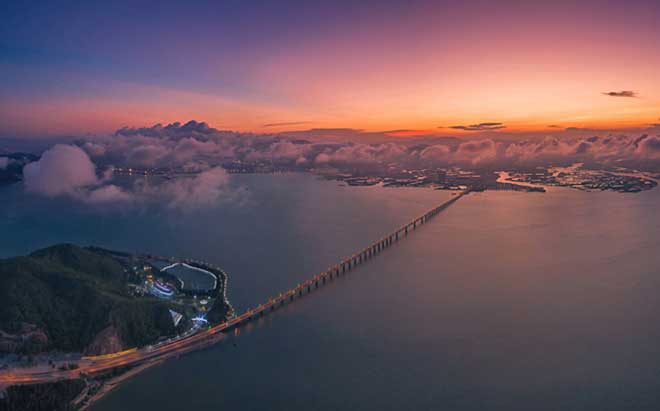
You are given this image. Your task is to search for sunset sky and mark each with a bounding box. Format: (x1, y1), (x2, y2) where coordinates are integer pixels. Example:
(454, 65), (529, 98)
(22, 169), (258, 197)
(1, 0), (659, 137)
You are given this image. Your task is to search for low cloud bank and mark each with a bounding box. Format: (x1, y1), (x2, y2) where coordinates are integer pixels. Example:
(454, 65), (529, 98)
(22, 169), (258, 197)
(136, 167), (243, 211)
(74, 121), (660, 171)
(24, 142), (241, 210)
(20, 120), (660, 206)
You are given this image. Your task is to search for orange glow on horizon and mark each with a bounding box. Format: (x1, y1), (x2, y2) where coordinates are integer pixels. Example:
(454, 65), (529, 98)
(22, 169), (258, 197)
(2, 89), (658, 138)
(2, 2), (659, 138)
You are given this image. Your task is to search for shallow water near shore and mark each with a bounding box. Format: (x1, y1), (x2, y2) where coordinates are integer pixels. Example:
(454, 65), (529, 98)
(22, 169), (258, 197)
(2, 174), (660, 410)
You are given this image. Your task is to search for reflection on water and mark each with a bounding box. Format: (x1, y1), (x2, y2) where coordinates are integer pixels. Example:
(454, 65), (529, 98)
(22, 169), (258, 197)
(2, 174), (660, 410)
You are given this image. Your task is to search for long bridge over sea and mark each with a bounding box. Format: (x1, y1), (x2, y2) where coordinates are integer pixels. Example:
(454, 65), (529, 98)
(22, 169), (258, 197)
(0, 191), (467, 387)
(229, 191), (466, 321)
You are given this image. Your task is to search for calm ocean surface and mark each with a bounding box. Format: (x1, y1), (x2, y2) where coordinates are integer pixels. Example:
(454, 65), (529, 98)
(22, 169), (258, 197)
(2, 174), (660, 410)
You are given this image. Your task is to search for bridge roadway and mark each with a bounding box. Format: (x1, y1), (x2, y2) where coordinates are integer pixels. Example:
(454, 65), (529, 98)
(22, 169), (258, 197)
(0, 191), (467, 388)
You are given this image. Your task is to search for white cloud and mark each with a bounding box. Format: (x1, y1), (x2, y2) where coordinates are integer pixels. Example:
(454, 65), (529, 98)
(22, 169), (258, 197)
(23, 145), (99, 196)
(419, 145), (451, 161)
(139, 167), (240, 211)
(22, 142), (248, 211)
(636, 135), (660, 159)
(85, 185), (132, 204)
(453, 139), (498, 164)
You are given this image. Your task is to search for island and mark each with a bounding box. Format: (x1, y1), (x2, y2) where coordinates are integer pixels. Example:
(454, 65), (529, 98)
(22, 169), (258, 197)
(0, 244), (232, 410)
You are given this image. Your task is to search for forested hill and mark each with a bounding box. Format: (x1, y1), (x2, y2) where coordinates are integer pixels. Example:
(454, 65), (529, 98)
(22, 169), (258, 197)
(0, 244), (175, 354)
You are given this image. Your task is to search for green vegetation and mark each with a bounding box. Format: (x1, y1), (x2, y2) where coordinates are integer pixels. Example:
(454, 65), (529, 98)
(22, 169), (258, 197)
(0, 244), (175, 354)
(207, 295), (231, 324)
(0, 379), (86, 411)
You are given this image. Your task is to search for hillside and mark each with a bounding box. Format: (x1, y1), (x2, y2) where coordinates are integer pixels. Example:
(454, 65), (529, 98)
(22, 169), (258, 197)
(0, 244), (175, 354)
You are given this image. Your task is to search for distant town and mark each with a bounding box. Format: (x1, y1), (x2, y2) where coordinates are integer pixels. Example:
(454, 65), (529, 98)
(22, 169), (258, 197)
(2, 151), (657, 195)
(113, 160), (658, 194)
(503, 165), (658, 193)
